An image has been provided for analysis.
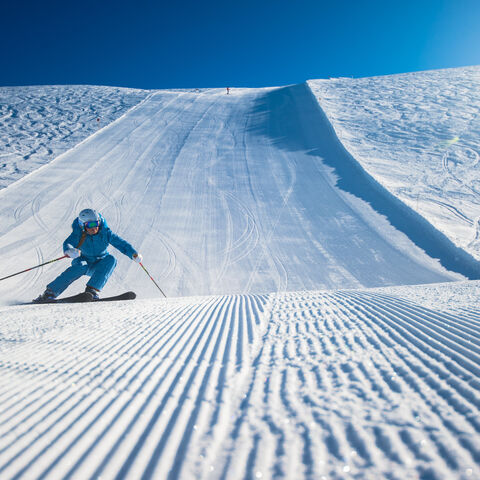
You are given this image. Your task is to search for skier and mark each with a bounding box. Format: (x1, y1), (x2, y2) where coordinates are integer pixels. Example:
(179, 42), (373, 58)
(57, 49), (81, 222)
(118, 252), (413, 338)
(34, 208), (142, 302)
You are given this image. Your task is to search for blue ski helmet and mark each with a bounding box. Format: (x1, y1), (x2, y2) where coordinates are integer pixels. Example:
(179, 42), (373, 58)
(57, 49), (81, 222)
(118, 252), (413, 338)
(78, 208), (101, 229)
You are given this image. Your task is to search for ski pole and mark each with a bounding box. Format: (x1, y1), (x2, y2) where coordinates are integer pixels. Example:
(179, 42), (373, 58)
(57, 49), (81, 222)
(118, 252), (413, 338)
(139, 262), (167, 298)
(0, 255), (68, 282)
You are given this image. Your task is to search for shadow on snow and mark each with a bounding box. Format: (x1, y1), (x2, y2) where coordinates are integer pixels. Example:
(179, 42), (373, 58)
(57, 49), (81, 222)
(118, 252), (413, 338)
(248, 83), (480, 281)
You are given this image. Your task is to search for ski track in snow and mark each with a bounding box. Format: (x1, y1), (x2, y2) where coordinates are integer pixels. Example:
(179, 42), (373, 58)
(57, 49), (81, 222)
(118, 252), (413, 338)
(0, 86), (462, 305)
(0, 291), (479, 479)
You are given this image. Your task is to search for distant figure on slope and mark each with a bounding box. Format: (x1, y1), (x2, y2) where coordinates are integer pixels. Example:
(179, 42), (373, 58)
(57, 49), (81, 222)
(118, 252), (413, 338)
(34, 209), (142, 302)
(226, 87), (230, 94)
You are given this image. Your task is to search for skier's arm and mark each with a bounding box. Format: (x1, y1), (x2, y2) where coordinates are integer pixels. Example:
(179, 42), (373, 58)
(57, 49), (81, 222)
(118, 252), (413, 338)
(63, 229), (82, 254)
(107, 229), (137, 259)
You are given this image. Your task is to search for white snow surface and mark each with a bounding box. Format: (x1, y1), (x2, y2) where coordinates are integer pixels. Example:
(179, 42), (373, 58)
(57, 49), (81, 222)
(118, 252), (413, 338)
(0, 70), (480, 479)
(309, 66), (480, 261)
(0, 85), (150, 190)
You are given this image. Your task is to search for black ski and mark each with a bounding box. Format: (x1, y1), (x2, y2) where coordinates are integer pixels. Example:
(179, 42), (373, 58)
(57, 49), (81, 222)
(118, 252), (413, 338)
(29, 291), (135, 305)
(56, 291), (94, 303)
(30, 291), (93, 304)
(95, 291), (136, 302)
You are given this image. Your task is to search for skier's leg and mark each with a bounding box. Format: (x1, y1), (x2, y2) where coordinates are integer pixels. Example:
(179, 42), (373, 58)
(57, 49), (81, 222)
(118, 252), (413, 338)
(87, 254), (117, 291)
(47, 259), (89, 297)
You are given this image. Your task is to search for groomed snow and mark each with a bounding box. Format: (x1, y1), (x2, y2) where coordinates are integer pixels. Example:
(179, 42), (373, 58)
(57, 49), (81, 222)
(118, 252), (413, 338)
(0, 69), (479, 479)
(1, 285), (479, 479)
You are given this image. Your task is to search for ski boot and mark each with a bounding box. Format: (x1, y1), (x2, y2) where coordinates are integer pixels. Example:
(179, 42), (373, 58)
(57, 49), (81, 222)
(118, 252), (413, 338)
(85, 285), (100, 301)
(33, 288), (56, 303)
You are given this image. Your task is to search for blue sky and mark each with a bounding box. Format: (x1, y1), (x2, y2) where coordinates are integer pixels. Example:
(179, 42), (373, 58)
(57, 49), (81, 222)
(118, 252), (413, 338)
(1, 0), (480, 89)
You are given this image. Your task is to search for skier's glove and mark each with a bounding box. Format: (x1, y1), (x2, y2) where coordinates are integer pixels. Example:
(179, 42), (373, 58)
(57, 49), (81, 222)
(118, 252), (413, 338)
(65, 248), (81, 259)
(133, 253), (143, 264)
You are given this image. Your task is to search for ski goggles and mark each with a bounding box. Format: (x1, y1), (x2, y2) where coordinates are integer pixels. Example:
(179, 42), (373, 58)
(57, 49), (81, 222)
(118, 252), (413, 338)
(83, 220), (100, 229)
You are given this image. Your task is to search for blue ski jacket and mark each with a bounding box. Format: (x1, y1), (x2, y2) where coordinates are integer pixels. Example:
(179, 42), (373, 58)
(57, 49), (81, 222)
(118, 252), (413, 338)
(64, 214), (136, 263)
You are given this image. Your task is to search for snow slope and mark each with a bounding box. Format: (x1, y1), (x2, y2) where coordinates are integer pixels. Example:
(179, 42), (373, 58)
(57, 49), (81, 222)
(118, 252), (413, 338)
(309, 66), (480, 261)
(0, 85), (150, 190)
(0, 85), (470, 304)
(0, 70), (480, 479)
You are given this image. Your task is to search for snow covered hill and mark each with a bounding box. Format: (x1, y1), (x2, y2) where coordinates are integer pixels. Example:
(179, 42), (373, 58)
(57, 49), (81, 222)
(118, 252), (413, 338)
(0, 84), (474, 304)
(0, 69), (479, 479)
(309, 66), (480, 262)
(0, 85), (150, 190)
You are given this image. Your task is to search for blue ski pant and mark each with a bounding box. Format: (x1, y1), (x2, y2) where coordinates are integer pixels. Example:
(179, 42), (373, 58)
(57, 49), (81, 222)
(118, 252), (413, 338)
(47, 254), (117, 296)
